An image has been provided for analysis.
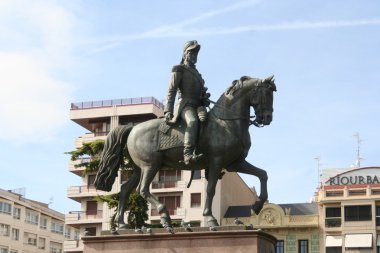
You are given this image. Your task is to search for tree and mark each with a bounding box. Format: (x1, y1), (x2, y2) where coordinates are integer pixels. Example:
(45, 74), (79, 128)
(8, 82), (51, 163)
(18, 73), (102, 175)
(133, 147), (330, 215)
(66, 139), (148, 229)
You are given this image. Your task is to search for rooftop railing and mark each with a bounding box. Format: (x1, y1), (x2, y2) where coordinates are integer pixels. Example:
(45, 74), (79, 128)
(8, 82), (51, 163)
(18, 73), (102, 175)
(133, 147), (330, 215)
(71, 96), (164, 110)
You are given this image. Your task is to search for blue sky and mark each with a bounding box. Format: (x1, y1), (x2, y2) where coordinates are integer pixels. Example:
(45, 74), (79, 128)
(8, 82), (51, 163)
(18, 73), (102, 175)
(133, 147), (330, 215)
(0, 0), (379, 214)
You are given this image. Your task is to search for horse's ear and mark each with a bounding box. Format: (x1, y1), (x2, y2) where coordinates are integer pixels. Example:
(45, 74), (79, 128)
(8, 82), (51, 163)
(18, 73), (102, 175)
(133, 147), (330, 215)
(263, 75), (274, 83)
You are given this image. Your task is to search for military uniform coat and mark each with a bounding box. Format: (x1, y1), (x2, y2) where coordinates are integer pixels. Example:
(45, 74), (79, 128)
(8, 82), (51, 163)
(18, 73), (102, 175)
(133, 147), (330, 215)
(164, 64), (207, 123)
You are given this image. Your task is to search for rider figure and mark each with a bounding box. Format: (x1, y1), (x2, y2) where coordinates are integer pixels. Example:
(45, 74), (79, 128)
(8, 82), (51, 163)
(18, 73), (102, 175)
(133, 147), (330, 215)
(164, 40), (210, 165)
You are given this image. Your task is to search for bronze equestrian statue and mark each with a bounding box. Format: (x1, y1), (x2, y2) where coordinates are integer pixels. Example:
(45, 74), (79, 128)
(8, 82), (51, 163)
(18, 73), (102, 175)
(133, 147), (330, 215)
(94, 41), (277, 231)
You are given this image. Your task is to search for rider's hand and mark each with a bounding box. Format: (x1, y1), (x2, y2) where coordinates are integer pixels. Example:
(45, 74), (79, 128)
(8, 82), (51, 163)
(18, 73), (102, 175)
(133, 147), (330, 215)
(165, 112), (173, 123)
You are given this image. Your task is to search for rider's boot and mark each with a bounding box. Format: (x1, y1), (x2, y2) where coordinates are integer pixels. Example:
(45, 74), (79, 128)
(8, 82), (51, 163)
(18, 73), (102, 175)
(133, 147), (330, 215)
(184, 146), (203, 165)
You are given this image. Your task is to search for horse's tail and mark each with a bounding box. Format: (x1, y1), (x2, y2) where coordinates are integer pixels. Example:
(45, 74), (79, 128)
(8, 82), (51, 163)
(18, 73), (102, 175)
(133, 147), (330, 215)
(94, 125), (133, 192)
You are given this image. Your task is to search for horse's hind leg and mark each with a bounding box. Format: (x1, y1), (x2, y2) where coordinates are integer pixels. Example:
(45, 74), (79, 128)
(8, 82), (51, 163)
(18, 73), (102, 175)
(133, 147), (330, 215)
(137, 166), (172, 228)
(116, 168), (141, 229)
(226, 160), (268, 214)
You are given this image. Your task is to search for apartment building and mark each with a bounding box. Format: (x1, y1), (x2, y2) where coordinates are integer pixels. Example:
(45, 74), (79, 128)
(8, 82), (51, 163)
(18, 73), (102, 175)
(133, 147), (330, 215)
(318, 166), (380, 253)
(65, 96), (257, 252)
(222, 166), (380, 253)
(0, 188), (78, 253)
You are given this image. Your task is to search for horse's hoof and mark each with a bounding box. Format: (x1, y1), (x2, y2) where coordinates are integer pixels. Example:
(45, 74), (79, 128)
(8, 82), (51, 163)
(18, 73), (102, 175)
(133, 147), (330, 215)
(166, 226), (175, 234)
(207, 219), (219, 227)
(118, 224), (129, 230)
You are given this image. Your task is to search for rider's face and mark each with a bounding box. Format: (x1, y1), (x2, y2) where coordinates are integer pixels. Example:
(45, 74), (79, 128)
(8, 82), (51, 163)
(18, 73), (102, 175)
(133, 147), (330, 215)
(184, 50), (198, 65)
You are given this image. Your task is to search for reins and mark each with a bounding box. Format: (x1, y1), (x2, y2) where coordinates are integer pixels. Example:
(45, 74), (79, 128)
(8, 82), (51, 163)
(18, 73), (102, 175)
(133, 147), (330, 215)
(207, 99), (262, 127)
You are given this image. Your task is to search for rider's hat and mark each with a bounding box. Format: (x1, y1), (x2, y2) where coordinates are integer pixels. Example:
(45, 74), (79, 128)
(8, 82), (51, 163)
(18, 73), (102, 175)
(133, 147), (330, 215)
(183, 40), (200, 53)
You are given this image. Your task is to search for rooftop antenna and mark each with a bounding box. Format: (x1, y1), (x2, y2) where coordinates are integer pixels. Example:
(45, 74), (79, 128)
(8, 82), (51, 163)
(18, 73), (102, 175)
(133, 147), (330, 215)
(353, 132), (363, 167)
(48, 197), (53, 207)
(314, 156), (326, 187)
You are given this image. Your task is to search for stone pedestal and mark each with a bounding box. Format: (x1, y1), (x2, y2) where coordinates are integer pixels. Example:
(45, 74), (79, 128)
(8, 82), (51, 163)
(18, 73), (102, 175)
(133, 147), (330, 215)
(82, 227), (276, 253)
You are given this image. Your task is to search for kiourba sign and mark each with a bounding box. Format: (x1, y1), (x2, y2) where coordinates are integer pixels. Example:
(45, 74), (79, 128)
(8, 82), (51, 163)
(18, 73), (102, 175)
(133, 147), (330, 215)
(328, 175), (380, 186)
(325, 167), (380, 186)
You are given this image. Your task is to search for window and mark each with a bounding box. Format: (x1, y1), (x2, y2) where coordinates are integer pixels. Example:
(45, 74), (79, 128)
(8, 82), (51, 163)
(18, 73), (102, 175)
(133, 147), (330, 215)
(153, 196), (181, 215)
(0, 202), (12, 215)
(325, 207), (341, 227)
(326, 247), (342, 253)
(24, 232), (37, 246)
(74, 230), (80, 240)
(0, 246), (8, 253)
(86, 201), (98, 215)
(64, 227), (71, 239)
(193, 170), (201, 180)
(0, 224), (10, 236)
(50, 242), (62, 253)
(85, 227), (96, 236)
(51, 221), (64, 234)
(159, 170), (181, 182)
(25, 211), (39, 225)
(298, 240), (308, 253)
(38, 238), (46, 250)
(120, 171), (129, 183)
(40, 217), (48, 229)
(10, 250), (17, 253)
(344, 205), (371, 221)
(191, 193), (201, 208)
(276, 240), (284, 253)
(87, 175), (96, 189)
(376, 205), (380, 226)
(11, 228), (19, 240)
(13, 207), (21, 219)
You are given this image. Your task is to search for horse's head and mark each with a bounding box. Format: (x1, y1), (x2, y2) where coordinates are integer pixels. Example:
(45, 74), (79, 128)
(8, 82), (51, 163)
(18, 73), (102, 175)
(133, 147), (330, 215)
(249, 75), (276, 126)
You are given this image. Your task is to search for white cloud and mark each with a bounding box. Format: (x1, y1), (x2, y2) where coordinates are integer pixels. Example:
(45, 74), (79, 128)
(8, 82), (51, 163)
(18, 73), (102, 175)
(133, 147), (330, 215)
(0, 0), (77, 143)
(88, 0), (263, 54)
(0, 53), (72, 142)
(89, 15), (380, 54)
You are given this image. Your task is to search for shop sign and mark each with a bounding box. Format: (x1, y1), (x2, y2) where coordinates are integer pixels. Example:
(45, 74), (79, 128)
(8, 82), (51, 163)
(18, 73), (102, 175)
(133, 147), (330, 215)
(328, 175), (380, 186)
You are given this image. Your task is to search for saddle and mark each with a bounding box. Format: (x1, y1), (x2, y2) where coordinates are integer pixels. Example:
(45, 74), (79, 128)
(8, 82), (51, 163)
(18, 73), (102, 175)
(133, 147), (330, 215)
(157, 121), (185, 151)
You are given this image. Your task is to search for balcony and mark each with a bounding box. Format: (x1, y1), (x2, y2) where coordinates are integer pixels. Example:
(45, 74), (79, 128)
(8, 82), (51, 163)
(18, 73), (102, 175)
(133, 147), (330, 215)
(67, 185), (106, 202)
(68, 158), (91, 176)
(152, 181), (178, 189)
(75, 133), (107, 148)
(71, 97), (164, 110)
(65, 210), (103, 226)
(151, 208), (177, 216)
(151, 177), (187, 192)
(325, 217), (342, 228)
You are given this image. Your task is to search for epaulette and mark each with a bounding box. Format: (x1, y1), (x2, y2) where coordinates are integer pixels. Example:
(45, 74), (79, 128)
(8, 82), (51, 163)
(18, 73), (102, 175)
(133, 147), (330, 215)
(172, 64), (184, 73)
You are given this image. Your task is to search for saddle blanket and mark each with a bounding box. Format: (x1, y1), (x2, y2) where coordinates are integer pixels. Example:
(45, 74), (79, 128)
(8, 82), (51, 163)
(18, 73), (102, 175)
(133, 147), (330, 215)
(157, 122), (184, 151)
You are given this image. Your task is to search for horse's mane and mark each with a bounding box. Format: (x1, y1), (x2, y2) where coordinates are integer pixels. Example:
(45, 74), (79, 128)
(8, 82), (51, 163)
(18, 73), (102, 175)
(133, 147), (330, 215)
(224, 76), (252, 96)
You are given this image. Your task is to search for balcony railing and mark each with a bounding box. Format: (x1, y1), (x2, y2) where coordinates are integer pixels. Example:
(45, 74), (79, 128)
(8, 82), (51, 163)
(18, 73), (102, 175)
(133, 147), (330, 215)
(67, 185), (100, 195)
(71, 96), (164, 110)
(152, 181), (178, 189)
(66, 210), (103, 221)
(325, 217), (342, 227)
(151, 208), (177, 216)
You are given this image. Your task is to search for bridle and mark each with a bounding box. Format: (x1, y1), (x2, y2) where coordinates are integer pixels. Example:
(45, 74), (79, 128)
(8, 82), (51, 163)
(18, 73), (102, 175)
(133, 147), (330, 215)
(208, 81), (273, 127)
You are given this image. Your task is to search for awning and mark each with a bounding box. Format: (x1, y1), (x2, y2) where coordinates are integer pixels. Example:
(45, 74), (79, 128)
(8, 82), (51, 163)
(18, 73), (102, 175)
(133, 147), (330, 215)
(326, 236), (343, 247)
(345, 234), (372, 248)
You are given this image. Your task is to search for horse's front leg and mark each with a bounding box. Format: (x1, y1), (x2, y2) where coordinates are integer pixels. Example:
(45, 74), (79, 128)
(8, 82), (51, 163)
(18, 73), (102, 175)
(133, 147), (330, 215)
(203, 157), (223, 228)
(138, 166), (173, 230)
(226, 160), (268, 214)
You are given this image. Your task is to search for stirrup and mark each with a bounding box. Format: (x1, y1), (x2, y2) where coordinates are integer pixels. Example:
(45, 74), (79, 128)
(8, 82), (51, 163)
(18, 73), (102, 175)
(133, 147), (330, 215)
(183, 153), (204, 165)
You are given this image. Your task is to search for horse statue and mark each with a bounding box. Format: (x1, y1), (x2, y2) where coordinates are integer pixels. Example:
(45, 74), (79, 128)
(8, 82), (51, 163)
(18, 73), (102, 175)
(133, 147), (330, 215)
(94, 75), (276, 230)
